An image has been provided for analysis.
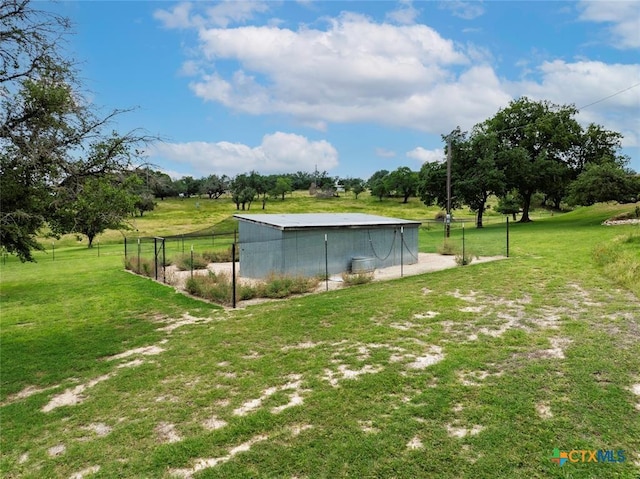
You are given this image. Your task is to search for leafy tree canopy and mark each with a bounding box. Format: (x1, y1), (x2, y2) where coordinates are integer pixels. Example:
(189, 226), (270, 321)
(0, 0), (154, 261)
(567, 163), (640, 206)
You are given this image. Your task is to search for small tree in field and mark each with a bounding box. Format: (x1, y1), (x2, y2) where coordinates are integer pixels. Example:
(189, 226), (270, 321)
(271, 176), (293, 200)
(134, 193), (156, 217)
(351, 179), (365, 199)
(387, 166), (418, 203)
(495, 193), (521, 220)
(51, 176), (137, 247)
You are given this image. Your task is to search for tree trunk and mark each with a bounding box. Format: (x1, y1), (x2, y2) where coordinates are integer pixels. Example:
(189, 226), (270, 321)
(520, 192), (533, 222)
(87, 234), (95, 248)
(476, 195), (488, 228)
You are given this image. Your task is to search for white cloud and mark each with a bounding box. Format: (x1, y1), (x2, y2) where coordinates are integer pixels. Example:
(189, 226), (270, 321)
(186, 14), (513, 133)
(157, 4), (637, 152)
(154, 1), (270, 29)
(179, 60), (200, 77)
(439, 1), (485, 20)
(154, 3), (200, 29)
(375, 147), (397, 158)
(407, 147), (445, 164)
(204, 1), (270, 28)
(578, 1), (640, 49)
(514, 60), (640, 147)
(147, 132), (339, 177)
(386, 0), (420, 25)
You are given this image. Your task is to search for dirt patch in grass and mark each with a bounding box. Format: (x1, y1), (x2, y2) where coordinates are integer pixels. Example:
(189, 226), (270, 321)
(359, 420), (379, 434)
(289, 424), (313, 437)
(446, 424), (484, 438)
(169, 434), (269, 478)
(406, 436), (424, 450)
(449, 289), (480, 302)
(155, 422), (181, 444)
(42, 358), (149, 412)
(47, 444), (66, 457)
(68, 466), (100, 479)
(406, 346), (445, 370)
(441, 291), (568, 342)
(281, 341), (322, 351)
(323, 364), (383, 387)
(631, 384), (640, 410)
(1, 384), (58, 407)
(457, 370), (503, 386)
(42, 374), (113, 412)
(106, 345), (165, 360)
(85, 423), (112, 437)
(202, 415), (228, 431)
(232, 375), (305, 416)
(156, 312), (223, 333)
(536, 402), (553, 419)
(525, 337), (572, 360)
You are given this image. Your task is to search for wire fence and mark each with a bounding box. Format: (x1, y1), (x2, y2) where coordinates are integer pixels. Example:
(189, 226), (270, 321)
(123, 231), (237, 282)
(419, 217), (511, 258)
(122, 218), (510, 285)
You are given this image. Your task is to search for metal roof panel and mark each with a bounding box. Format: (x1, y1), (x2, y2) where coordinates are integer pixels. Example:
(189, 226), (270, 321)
(234, 213), (420, 230)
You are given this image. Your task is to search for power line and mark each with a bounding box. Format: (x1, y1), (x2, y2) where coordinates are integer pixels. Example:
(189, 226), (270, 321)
(577, 82), (640, 111)
(471, 82), (640, 138)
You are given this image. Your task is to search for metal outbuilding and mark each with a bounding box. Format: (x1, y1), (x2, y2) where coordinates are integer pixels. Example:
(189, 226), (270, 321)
(234, 213), (420, 279)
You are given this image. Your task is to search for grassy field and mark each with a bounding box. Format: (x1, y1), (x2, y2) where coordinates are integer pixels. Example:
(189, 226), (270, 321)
(1, 197), (639, 478)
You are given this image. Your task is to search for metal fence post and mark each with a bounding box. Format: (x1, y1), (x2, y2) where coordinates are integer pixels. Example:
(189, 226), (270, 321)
(462, 223), (465, 265)
(124, 236), (127, 259)
(325, 234), (329, 291)
(137, 238), (140, 272)
(506, 217), (510, 258)
(162, 238), (166, 283)
(400, 226), (404, 277)
(154, 237), (158, 281)
(232, 242), (236, 308)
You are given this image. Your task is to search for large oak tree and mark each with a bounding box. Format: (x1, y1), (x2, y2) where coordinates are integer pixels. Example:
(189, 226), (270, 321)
(481, 97), (582, 222)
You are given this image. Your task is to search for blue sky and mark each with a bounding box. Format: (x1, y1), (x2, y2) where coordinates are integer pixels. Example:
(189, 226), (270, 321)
(51, 1), (639, 179)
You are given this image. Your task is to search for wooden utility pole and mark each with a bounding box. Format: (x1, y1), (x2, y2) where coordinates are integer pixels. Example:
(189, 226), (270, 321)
(446, 137), (452, 238)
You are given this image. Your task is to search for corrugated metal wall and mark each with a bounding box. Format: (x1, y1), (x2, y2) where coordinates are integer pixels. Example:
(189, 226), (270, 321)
(238, 222), (419, 279)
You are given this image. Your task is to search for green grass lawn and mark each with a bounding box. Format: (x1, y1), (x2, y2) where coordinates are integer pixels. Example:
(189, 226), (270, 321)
(1, 199), (639, 478)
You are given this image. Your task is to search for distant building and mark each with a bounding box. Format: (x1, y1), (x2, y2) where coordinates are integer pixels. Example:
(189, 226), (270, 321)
(234, 213), (420, 279)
